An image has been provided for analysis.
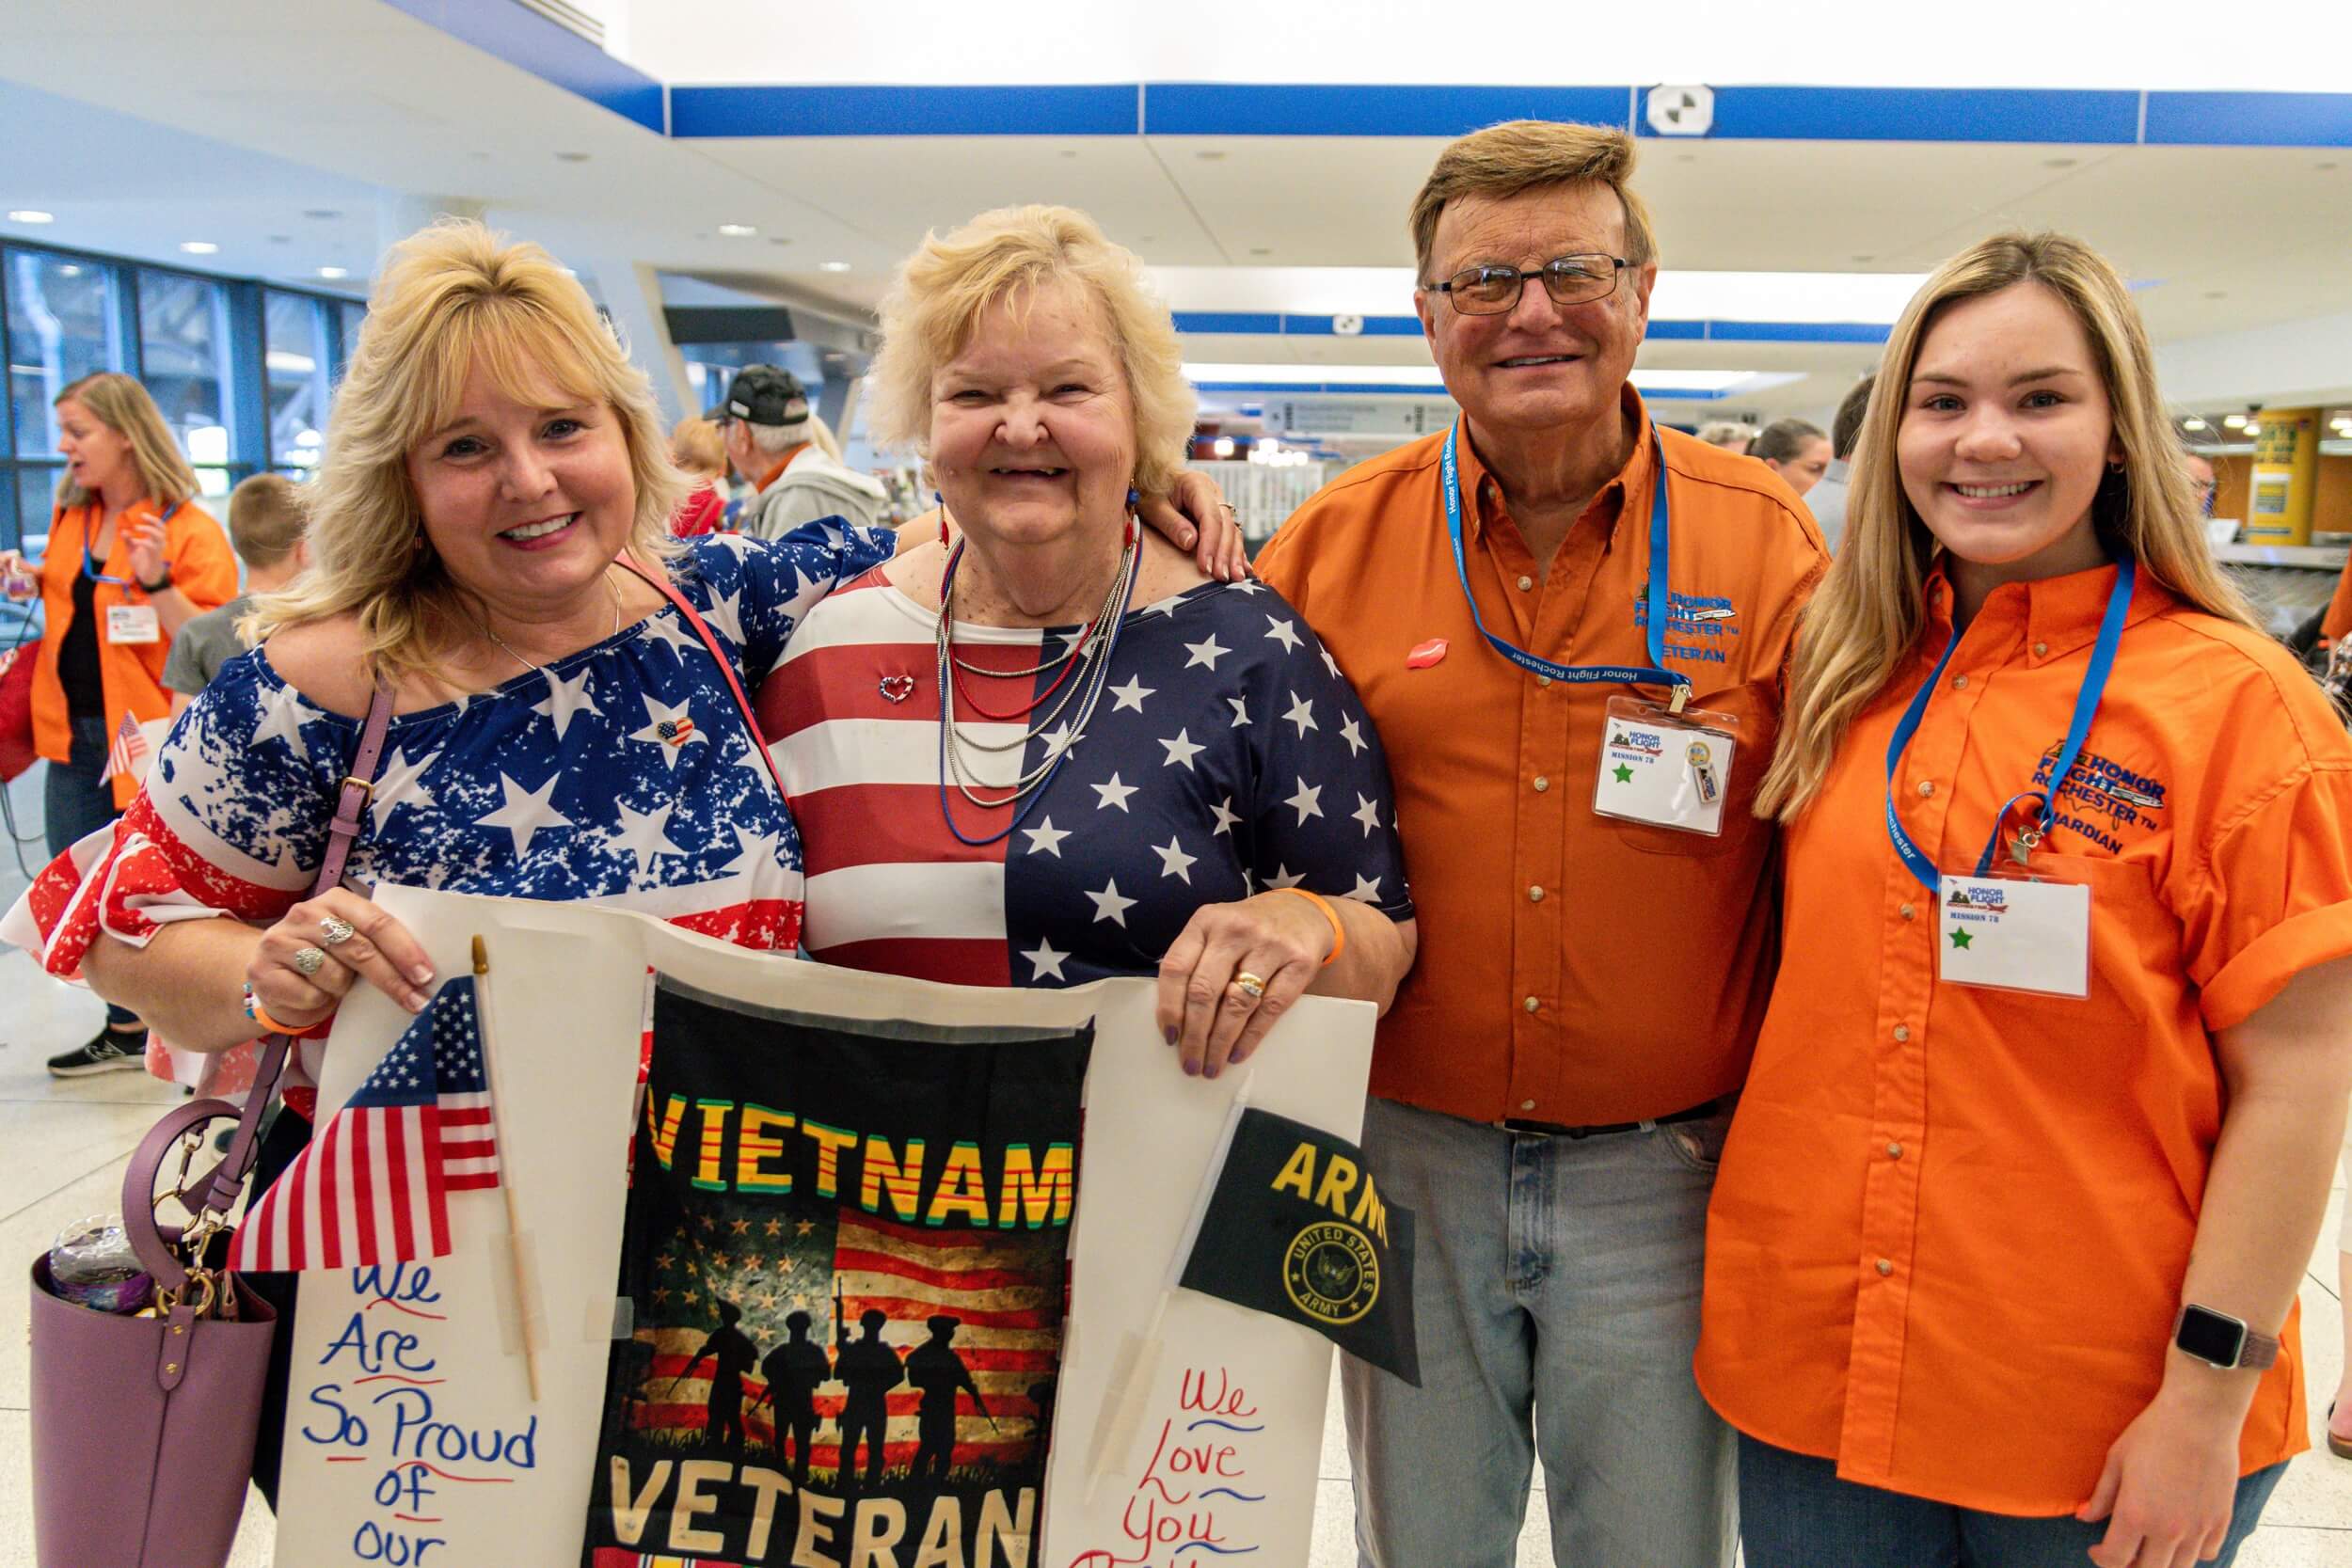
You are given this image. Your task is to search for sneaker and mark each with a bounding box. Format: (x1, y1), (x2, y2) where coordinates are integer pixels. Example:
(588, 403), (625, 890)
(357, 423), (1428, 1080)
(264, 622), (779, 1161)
(46, 1030), (149, 1077)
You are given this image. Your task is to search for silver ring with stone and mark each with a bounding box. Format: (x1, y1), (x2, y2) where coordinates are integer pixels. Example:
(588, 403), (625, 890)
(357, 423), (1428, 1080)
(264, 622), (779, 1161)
(291, 945), (328, 978)
(319, 915), (357, 947)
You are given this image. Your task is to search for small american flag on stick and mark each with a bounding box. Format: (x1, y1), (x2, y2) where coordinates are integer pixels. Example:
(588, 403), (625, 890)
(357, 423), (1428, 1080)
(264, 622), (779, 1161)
(229, 974), (500, 1273)
(98, 711), (151, 786)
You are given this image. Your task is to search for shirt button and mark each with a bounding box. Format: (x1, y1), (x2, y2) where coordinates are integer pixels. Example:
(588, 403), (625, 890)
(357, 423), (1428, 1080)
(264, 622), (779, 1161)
(1886, 1142), (1905, 1159)
(1523, 996), (1540, 1013)
(1535, 675), (1552, 689)
(1517, 575), (1534, 592)
(1952, 673), (1969, 690)
(1519, 1099), (1536, 1112)
(1916, 781), (1935, 798)
(2033, 641), (2049, 657)
(1529, 886), (1545, 902)
(1876, 1258), (1895, 1276)
(1893, 1024), (1912, 1043)
(1533, 775), (1550, 793)
(1899, 903), (1916, 921)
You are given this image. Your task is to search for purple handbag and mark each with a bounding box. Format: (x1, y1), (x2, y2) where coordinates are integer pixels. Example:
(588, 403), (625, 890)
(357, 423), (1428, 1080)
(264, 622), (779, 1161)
(27, 681), (395, 1568)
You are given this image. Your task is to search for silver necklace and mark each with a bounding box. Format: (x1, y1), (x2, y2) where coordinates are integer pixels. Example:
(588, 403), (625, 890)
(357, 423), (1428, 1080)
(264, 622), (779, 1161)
(484, 570), (625, 675)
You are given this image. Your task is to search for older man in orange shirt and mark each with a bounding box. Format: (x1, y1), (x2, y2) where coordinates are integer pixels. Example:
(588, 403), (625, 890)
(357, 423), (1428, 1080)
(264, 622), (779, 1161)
(1253, 120), (1825, 1565)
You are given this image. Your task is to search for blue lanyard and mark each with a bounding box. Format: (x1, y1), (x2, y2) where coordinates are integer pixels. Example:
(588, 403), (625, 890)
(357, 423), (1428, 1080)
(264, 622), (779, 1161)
(1883, 558), (2136, 894)
(1440, 420), (1691, 707)
(79, 502), (176, 589)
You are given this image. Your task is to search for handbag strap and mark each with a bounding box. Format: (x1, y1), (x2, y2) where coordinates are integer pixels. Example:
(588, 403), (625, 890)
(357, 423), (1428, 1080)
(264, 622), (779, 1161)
(616, 553), (789, 803)
(123, 675), (401, 1287)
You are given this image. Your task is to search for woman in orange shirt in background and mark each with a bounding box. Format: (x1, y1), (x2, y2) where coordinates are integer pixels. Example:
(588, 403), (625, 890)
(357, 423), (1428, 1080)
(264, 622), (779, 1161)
(1697, 233), (2352, 1568)
(0, 372), (235, 1075)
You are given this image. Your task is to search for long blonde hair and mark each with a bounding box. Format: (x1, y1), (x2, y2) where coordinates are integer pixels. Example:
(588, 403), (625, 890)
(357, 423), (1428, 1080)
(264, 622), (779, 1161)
(248, 221), (685, 677)
(865, 204), (1196, 501)
(1757, 231), (2256, 821)
(55, 372), (198, 510)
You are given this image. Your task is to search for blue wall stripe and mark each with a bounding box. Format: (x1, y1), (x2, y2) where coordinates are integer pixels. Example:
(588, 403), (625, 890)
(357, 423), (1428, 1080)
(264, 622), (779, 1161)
(1143, 83), (1632, 138)
(2145, 91), (2352, 147)
(1197, 380), (1730, 402)
(1706, 320), (1891, 343)
(1688, 86), (2140, 145)
(1170, 311), (1286, 335)
(671, 84), (1137, 137)
(1646, 322), (1708, 341)
(380, 0), (663, 133)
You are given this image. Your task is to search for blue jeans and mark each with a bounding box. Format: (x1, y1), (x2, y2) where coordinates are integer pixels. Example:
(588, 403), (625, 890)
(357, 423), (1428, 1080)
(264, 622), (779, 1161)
(1739, 1433), (2287, 1568)
(1341, 1096), (1737, 1567)
(44, 714), (139, 1030)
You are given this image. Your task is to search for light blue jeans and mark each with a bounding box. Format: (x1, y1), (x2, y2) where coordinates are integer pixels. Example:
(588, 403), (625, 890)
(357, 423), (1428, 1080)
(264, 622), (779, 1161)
(1341, 1095), (1737, 1568)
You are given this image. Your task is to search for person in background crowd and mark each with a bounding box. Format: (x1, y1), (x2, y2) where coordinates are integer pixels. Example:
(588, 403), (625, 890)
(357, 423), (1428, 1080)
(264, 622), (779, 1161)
(163, 472), (310, 716)
(1805, 374), (1875, 553)
(668, 415), (730, 537)
(1250, 120), (1826, 1568)
(1700, 231), (2352, 1568)
(719, 364), (892, 539)
(762, 203), (1417, 1076)
(0, 371), (237, 1075)
(2185, 449), (2219, 518)
(1697, 419), (1756, 452)
(1752, 416), (1834, 499)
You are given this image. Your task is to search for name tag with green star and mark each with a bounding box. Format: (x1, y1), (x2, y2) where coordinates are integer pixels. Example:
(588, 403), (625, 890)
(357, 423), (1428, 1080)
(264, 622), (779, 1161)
(1591, 695), (1740, 837)
(1936, 872), (2091, 998)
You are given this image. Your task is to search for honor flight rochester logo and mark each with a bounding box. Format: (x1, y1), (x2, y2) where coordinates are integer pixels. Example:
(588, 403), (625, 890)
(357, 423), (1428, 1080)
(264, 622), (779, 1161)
(2031, 743), (2169, 852)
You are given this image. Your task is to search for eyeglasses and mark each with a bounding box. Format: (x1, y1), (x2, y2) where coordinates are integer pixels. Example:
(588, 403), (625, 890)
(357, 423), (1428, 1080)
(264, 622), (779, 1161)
(1421, 254), (1631, 316)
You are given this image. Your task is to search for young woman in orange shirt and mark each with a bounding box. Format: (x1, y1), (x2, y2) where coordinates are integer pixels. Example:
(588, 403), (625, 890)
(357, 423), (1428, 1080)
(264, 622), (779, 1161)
(1696, 232), (2352, 1568)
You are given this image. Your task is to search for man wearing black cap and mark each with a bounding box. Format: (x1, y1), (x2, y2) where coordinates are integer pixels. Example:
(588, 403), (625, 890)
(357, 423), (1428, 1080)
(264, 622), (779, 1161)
(720, 364), (890, 541)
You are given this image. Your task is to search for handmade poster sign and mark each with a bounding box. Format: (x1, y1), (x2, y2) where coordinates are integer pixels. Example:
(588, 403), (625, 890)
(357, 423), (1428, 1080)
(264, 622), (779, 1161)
(270, 884), (1378, 1567)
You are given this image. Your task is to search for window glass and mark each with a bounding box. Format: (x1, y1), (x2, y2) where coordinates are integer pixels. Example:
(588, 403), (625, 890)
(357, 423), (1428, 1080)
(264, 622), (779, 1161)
(137, 270), (235, 476)
(8, 250), (125, 459)
(15, 465), (65, 551)
(338, 300), (367, 374)
(264, 291), (330, 470)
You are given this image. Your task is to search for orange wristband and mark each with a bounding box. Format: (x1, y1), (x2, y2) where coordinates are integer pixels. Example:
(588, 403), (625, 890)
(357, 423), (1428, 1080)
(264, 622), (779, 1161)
(1267, 886), (1345, 967)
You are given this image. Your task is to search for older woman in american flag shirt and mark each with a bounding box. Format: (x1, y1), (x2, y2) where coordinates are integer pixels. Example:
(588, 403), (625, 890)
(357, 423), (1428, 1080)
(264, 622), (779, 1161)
(761, 206), (1420, 1078)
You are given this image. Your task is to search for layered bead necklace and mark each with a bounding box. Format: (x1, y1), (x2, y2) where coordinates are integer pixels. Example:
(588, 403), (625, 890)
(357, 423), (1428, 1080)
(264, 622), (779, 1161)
(935, 515), (1142, 847)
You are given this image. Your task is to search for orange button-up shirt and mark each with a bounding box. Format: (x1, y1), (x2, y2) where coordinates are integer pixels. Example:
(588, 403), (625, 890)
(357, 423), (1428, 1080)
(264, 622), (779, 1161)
(1697, 562), (2352, 1513)
(1253, 390), (1827, 1125)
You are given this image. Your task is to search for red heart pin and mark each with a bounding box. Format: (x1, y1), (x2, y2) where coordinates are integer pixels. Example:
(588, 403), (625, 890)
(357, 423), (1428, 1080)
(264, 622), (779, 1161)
(879, 674), (917, 704)
(1406, 638), (1450, 669)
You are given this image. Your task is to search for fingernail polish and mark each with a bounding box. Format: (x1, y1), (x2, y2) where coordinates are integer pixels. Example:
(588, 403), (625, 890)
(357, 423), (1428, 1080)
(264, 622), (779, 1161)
(1203, 1066), (1219, 1080)
(409, 965), (434, 985)
(1164, 1026), (1178, 1046)
(1184, 1060), (1200, 1077)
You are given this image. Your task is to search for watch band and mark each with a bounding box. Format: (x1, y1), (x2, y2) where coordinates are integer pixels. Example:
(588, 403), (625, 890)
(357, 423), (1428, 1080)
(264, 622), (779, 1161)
(136, 567), (172, 594)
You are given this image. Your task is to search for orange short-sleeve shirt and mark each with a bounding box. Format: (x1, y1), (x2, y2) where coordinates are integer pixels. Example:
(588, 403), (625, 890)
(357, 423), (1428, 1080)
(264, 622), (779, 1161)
(1697, 561), (2352, 1514)
(1253, 389), (1827, 1125)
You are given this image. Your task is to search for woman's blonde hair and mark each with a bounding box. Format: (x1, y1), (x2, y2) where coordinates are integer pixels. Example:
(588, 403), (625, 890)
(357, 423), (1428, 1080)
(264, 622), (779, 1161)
(864, 204), (1196, 501)
(55, 372), (198, 509)
(1757, 231), (2256, 821)
(669, 415), (726, 479)
(249, 220), (685, 676)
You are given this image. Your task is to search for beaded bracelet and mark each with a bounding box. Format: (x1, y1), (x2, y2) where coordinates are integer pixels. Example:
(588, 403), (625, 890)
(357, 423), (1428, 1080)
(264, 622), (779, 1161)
(1265, 885), (1346, 967)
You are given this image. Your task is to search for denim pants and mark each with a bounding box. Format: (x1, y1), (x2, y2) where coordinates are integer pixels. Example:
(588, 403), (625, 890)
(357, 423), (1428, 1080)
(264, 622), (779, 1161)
(1739, 1433), (2286, 1568)
(1341, 1096), (1737, 1568)
(44, 714), (138, 1030)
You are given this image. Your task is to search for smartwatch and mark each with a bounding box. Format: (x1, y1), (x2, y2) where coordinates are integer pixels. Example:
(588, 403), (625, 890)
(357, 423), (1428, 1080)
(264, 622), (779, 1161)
(2171, 1304), (2279, 1370)
(136, 565), (173, 594)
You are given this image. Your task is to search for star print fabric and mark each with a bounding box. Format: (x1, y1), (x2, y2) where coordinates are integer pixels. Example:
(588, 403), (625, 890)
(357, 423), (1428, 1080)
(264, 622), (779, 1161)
(6, 526), (894, 1012)
(762, 569), (1414, 989)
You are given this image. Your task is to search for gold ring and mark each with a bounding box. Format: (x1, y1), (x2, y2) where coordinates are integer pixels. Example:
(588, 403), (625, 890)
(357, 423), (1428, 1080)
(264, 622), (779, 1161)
(1231, 972), (1267, 1000)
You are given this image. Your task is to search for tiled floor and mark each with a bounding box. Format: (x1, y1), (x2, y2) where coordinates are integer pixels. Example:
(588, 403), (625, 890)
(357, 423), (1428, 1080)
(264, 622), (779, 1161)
(0, 794), (2347, 1563)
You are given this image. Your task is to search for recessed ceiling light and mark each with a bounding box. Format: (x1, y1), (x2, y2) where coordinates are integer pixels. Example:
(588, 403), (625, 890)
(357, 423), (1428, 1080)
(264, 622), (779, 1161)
(718, 223), (757, 238)
(302, 209), (342, 220)
(180, 241), (220, 255)
(8, 210), (55, 224)
(560, 266), (579, 278)
(317, 265), (348, 279)
(2223, 413), (2248, 428)
(554, 151), (591, 163)
(2183, 417), (2208, 431)
(57, 264), (82, 277)
(2243, 423), (2260, 437)
(818, 261), (851, 273)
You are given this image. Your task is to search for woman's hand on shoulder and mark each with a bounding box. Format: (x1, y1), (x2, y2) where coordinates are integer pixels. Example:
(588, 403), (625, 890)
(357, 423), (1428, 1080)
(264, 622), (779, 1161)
(1140, 473), (1250, 584)
(260, 615), (383, 718)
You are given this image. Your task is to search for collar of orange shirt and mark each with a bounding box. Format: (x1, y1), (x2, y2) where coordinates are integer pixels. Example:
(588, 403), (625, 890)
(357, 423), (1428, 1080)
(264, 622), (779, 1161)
(1454, 385), (1651, 547)
(1919, 556), (2176, 670)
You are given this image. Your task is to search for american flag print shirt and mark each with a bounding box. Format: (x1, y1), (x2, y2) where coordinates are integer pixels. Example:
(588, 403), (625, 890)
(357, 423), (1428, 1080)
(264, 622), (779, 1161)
(761, 569), (1415, 988)
(5, 525), (895, 1019)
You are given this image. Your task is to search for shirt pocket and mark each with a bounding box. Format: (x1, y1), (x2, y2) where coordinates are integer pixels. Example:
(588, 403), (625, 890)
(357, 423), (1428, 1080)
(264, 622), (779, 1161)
(1606, 675), (1781, 860)
(2004, 848), (2178, 980)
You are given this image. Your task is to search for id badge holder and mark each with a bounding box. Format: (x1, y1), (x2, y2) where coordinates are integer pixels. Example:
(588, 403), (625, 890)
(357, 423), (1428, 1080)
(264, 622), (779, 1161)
(105, 603), (160, 645)
(1592, 692), (1740, 837)
(1936, 864), (2091, 998)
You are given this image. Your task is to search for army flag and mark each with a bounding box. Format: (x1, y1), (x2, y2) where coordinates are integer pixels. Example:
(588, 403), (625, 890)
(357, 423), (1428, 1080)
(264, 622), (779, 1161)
(1176, 1107), (1420, 1386)
(589, 977), (1091, 1567)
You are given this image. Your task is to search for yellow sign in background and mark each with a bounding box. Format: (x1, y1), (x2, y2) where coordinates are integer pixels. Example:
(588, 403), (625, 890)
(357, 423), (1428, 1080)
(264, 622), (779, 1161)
(2246, 407), (2321, 545)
